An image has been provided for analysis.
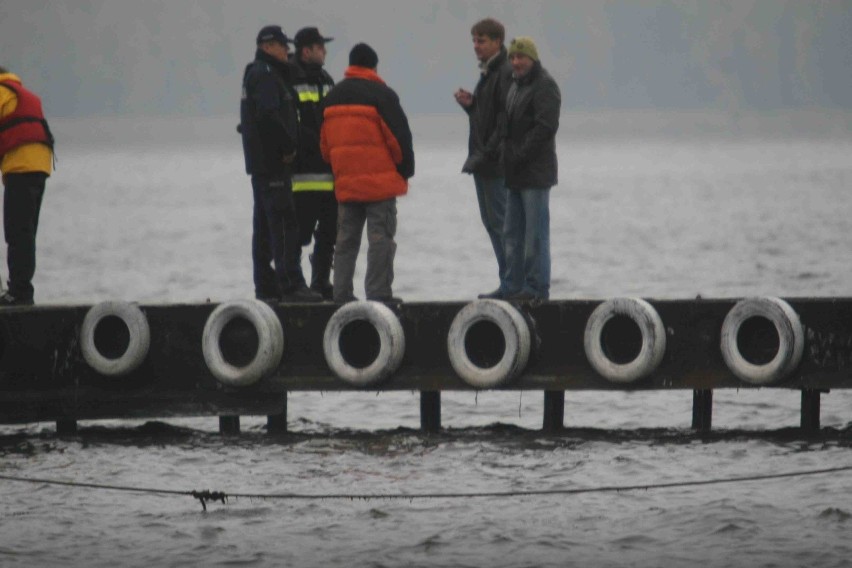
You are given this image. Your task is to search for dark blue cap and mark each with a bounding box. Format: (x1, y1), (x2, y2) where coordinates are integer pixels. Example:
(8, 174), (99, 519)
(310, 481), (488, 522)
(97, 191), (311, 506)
(295, 27), (334, 49)
(256, 25), (292, 46)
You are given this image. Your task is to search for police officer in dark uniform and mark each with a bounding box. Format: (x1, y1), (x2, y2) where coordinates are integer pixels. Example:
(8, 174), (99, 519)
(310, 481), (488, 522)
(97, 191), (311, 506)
(239, 25), (321, 303)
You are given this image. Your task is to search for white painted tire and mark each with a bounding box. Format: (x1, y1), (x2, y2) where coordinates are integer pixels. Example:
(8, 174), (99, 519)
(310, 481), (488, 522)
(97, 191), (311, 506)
(447, 299), (531, 388)
(720, 297), (804, 385)
(323, 301), (405, 387)
(584, 298), (666, 383)
(81, 301), (151, 377)
(202, 299), (284, 387)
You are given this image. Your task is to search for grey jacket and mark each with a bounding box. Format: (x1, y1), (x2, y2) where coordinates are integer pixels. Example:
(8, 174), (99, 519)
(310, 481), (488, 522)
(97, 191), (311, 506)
(462, 47), (514, 178)
(504, 61), (561, 190)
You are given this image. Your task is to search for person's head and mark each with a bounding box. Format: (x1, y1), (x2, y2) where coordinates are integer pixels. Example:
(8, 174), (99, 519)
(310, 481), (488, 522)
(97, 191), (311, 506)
(470, 18), (505, 63)
(0, 65), (8, 74)
(349, 43), (378, 70)
(256, 25), (292, 63)
(295, 27), (333, 66)
(507, 36), (539, 78)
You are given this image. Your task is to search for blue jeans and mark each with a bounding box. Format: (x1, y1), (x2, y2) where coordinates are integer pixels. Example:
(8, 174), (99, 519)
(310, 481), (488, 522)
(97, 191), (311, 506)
(503, 187), (551, 299)
(473, 174), (509, 293)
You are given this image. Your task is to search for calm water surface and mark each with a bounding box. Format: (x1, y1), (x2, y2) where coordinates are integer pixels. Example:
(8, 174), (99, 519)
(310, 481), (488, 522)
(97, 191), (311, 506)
(2, 111), (852, 567)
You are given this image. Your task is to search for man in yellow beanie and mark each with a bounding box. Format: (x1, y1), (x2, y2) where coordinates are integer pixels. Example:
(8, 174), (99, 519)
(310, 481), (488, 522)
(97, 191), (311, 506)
(0, 66), (54, 306)
(503, 36), (561, 301)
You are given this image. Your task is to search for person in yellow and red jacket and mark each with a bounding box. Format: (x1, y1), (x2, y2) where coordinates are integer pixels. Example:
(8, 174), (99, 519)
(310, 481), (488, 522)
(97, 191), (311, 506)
(0, 66), (54, 306)
(320, 43), (414, 303)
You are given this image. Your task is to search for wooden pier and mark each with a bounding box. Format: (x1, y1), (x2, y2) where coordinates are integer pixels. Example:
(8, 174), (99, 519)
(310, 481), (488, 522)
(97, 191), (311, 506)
(0, 297), (850, 435)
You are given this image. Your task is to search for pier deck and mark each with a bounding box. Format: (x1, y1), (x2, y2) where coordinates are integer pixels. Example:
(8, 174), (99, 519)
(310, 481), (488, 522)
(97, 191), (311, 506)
(1, 298), (850, 434)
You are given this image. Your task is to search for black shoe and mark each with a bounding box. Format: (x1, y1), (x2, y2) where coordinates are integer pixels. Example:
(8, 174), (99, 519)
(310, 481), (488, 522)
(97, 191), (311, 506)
(334, 295), (359, 305)
(310, 283), (334, 301)
(281, 286), (324, 303)
(477, 288), (504, 299)
(0, 292), (33, 306)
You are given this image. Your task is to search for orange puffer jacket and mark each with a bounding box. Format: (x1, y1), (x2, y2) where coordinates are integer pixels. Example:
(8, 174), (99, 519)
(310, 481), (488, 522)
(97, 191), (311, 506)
(320, 66), (414, 203)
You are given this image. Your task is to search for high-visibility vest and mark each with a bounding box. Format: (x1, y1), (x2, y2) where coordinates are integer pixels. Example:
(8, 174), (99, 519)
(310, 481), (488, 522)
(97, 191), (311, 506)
(292, 172), (335, 192)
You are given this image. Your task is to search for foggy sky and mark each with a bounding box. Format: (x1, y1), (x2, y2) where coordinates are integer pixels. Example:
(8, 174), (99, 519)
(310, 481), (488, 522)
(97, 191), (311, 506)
(2, 0), (851, 118)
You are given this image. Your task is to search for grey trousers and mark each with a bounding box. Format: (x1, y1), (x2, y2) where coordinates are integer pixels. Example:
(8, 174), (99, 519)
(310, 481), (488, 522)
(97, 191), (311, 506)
(333, 198), (397, 302)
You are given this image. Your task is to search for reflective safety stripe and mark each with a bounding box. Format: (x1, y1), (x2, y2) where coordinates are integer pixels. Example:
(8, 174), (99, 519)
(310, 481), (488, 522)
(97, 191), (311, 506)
(293, 181), (334, 191)
(292, 174), (335, 192)
(298, 91), (320, 103)
(293, 83), (332, 103)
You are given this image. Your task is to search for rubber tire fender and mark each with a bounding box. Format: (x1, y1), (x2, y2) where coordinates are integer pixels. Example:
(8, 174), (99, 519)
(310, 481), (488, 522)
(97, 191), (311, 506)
(447, 299), (531, 388)
(720, 297), (804, 385)
(81, 301), (151, 377)
(584, 297), (666, 384)
(323, 301), (405, 387)
(202, 299), (284, 387)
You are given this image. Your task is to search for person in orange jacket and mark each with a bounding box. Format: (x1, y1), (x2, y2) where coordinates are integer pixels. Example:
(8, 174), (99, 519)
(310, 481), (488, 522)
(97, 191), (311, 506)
(0, 66), (54, 306)
(320, 43), (414, 303)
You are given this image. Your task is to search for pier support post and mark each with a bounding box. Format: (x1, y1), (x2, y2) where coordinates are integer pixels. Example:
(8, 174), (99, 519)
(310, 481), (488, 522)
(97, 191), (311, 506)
(420, 391), (441, 433)
(219, 416), (240, 436)
(692, 390), (713, 432)
(267, 393), (288, 434)
(56, 418), (77, 435)
(801, 389), (822, 433)
(543, 391), (564, 432)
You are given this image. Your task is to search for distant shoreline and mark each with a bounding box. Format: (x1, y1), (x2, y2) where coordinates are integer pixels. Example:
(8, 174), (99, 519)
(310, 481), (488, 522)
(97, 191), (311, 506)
(49, 108), (852, 148)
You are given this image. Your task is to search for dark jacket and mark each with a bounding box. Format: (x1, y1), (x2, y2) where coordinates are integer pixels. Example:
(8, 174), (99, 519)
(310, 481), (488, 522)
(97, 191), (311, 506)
(504, 61), (561, 190)
(320, 66), (414, 203)
(240, 49), (298, 176)
(462, 47), (513, 178)
(289, 56), (335, 190)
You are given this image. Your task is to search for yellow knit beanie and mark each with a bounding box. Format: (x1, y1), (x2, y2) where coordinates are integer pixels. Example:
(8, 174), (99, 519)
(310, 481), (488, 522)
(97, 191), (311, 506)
(508, 36), (539, 61)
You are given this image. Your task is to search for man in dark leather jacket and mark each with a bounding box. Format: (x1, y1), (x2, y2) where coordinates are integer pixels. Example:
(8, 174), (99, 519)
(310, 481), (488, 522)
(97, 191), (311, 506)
(503, 36), (561, 301)
(455, 18), (514, 299)
(240, 25), (321, 303)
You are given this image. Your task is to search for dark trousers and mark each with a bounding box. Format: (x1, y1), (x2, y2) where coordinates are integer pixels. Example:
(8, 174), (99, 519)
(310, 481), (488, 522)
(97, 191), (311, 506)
(294, 190), (337, 288)
(3, 172), (46, 301)
(251, 174), (305, 298)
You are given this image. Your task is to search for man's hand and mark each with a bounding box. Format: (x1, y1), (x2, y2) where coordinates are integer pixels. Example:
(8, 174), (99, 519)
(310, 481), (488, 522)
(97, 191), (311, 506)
(282, 151), (296, 164)
(454, 88), (473, 108)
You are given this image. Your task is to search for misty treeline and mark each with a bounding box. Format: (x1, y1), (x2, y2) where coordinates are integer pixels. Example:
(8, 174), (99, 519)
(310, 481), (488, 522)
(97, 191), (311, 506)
(2, 0), (850, 117)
